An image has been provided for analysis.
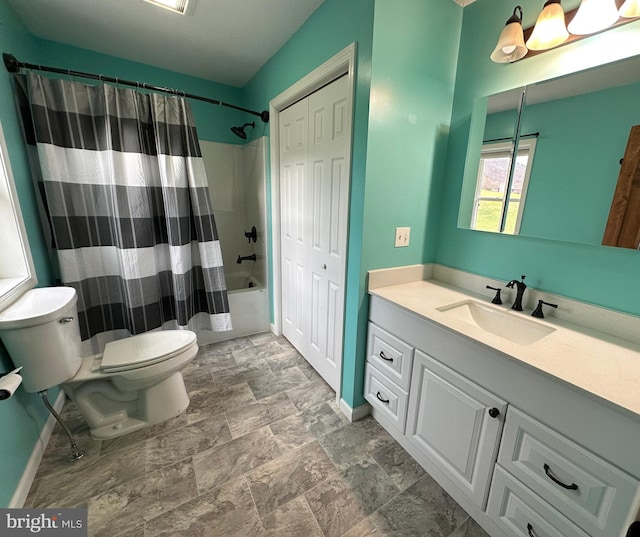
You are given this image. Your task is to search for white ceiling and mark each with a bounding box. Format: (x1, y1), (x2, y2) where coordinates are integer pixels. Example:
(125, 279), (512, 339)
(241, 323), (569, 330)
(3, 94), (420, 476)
(8, 0), (326, 87)
(9, 0), (476, 88)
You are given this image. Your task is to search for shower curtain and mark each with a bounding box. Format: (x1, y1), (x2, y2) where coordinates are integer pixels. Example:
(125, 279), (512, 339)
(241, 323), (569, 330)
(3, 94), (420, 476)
(16, 72), (231, 353)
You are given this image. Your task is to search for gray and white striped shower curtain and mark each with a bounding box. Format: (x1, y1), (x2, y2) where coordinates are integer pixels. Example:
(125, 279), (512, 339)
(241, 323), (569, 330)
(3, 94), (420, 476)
(20, 72), (231, 353)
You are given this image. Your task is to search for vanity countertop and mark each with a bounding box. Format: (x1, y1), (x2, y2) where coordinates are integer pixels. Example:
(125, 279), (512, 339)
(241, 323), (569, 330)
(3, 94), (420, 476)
(369, 278), (640, 419)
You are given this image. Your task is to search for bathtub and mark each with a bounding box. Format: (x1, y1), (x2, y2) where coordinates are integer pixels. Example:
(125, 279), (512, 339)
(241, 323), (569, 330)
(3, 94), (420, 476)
(197, 271), (270, 345)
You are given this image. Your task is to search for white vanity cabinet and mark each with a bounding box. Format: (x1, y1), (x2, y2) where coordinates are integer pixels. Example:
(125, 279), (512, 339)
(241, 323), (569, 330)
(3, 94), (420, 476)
(366, 294), (640, 537)
(406, 349), (506, 509)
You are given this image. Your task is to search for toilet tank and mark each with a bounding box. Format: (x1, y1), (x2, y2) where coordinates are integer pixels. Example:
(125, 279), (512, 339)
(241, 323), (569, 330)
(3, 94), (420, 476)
(0, 287), (83, 392)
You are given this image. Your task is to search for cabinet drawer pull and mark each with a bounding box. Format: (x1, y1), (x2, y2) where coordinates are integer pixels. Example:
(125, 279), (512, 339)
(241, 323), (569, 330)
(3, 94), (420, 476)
(379, 351), (394, 362)
(543, 463), (578, 490)
(526, 523), (537, 537)
(59, 316), (74, 324)
(488, 407), (500, 418)
(376, 391), (390, 404)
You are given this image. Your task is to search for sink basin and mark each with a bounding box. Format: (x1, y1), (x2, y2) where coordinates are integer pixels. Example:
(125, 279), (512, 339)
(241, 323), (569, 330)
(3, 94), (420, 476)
(437, 300), (556, 346)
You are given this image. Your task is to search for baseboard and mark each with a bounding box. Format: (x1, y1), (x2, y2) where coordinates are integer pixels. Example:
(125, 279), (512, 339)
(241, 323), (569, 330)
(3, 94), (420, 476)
(9, 389), (66, 508)
(339, 398), (370, 422)
(269, 322), (280, 336)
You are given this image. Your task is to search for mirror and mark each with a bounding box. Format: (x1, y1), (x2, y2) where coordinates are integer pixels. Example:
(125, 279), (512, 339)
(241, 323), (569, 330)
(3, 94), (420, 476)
(458, 54), (640, 248)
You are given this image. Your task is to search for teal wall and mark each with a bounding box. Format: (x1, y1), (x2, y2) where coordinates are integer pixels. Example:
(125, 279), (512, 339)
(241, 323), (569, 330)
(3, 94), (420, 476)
(348, 0), (462, 407)
(0, 1), (56, 508)
(437, 0), (640, 316)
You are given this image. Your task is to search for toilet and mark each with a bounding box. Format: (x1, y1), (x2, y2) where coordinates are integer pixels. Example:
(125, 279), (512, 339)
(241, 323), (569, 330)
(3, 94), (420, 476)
(0, 286), (198, 440)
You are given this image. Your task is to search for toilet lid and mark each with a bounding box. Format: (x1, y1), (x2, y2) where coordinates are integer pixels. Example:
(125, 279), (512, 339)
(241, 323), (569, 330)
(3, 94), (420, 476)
(101, 330), (197, 372)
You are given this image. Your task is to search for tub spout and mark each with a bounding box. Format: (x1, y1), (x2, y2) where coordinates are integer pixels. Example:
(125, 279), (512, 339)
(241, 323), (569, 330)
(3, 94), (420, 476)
(237, 254), (257, 264)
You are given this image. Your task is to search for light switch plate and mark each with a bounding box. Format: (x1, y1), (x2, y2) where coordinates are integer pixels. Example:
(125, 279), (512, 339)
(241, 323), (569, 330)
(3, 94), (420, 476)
(395, 227), (410, 247)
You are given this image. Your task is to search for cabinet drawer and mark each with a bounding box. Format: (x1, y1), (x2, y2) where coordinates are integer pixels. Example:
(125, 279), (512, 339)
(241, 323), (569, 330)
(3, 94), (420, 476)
(488, 465), (591, 537)
(364, 363), (409, 434)
(499, 407), (640, 537)
(367, 322), (414, 390)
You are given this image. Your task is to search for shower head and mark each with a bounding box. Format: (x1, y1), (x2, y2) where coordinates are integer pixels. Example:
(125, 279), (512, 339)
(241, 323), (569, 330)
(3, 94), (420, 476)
(230, 122), (255, 140)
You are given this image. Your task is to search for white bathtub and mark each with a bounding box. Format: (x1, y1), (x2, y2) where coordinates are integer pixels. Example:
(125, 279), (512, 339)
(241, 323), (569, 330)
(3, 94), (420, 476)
(197, 271), (270, 345)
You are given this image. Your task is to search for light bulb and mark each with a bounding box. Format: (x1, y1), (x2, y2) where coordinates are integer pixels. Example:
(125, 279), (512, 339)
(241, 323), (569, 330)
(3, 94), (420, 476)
(567, 0), (619, 35)
(491, 6), (528, 63)
(526, 0), (570, 50)
(619, 0), (640, 18)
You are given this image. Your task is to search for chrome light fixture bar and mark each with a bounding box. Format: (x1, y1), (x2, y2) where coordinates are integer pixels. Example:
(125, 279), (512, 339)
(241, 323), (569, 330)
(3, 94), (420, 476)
(491, 0), (640, 63)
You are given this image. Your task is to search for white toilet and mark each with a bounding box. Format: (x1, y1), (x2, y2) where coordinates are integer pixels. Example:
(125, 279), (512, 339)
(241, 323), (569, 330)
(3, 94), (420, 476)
(0, 286), (198, 440)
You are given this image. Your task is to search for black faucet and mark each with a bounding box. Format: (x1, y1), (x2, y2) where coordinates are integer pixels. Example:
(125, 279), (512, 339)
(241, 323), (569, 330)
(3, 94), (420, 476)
(486, 285), (502, 305)
(505, 275), (526, 311)
(244, 226), (257, 243)
(532, 299), (558, 318)
(237, 254), (257, 264)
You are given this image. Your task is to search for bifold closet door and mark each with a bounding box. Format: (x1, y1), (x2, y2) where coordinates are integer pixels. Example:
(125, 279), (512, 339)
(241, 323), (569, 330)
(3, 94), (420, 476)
(279, 75), (350, 391)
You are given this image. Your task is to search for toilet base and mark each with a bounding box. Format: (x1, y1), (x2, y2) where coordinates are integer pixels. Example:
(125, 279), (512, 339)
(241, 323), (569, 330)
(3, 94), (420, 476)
(71, 372), (191, 440)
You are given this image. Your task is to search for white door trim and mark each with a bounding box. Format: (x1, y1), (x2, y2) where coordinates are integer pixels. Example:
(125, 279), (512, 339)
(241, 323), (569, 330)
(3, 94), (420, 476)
(269, 42), (356, 402)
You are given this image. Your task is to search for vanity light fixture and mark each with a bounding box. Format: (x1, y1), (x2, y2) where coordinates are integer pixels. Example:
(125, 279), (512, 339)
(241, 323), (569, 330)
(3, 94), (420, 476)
(619, 0), (640, 17)
(491, 0), (640, 62)
(526, 0), (569, 50)
(490, 6), (529, 63)
(568, 0), (619, 34)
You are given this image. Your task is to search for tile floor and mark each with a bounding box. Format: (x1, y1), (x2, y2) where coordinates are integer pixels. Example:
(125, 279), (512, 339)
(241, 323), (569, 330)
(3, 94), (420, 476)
(25, 332), (490, 537)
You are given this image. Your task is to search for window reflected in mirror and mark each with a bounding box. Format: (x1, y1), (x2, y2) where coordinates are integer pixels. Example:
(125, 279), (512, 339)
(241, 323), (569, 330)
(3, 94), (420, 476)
(471, 138), (537, 235)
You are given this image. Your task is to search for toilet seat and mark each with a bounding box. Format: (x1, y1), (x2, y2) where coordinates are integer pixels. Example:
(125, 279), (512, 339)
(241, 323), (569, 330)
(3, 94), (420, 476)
(100, 330), (197, 373)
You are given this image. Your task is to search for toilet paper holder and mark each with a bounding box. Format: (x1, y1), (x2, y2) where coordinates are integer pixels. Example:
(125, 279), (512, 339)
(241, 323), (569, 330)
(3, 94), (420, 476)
(0, 365), (22, 378)
(0, 366), (23, 401)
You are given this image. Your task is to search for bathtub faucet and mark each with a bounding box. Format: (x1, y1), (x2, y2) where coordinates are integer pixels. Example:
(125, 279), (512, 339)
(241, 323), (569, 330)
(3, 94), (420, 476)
(237, 254), (257, 264)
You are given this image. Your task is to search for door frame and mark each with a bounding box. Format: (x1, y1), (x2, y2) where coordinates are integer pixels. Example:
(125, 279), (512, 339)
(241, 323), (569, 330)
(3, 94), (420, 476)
(269, 43), (356, 401)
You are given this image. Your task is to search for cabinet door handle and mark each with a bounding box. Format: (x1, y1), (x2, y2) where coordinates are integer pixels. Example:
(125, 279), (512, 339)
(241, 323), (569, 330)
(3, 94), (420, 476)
(379, 351), (394, 362)
(376, 391), (390, 404)
(526, 523), (537, 537)
(488, 407), (500, 418)
(543, 463), (578, 490)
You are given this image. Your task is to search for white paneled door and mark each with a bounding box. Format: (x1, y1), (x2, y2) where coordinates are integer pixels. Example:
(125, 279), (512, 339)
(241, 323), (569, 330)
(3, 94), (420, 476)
(279, 75), (350, 392)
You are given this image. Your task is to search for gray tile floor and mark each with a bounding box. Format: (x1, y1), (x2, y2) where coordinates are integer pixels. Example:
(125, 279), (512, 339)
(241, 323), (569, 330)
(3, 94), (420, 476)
(25, 332), (490, 537)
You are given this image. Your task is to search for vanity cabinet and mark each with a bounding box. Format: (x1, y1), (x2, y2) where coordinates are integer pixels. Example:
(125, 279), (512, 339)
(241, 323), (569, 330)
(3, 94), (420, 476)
(366, 294), (640, 537)
(406, 350), (506, 509)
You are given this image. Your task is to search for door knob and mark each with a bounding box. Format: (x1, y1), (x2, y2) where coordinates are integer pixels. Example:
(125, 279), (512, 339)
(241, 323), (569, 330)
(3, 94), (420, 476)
(488, 407), (500, 418)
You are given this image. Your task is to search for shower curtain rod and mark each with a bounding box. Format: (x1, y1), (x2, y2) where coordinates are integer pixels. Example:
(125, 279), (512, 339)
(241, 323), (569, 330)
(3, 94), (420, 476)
(3, 53), (269, 123)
